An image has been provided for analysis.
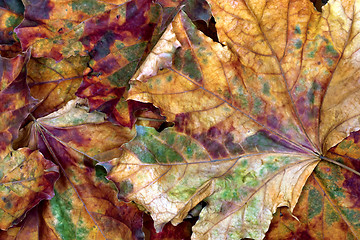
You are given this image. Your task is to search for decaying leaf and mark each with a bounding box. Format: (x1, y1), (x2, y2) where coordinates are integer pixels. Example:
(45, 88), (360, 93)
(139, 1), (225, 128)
(21, 99), (143, 239)
(0, 0), (23, 57)
(0, 0), (359, 238)
(15, 0), (129, 60)
(27, 55), (90, 118)
(0, 54), (59, 230)
(0, 206), (42, 239)
(16, 0), (178, 127)
(266, 130), (360, 239)
(103, 0), (360, 238)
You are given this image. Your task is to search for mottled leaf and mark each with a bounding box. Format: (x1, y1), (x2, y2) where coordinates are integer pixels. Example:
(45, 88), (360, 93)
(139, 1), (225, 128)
(28, 99), (143, 239)
(108, 0), (360, 238)
(74, 0), (168, 127)
(15, 0), (184, 127)
(266, 131), (360, 239)
(0, 54), (59, 230)
(27, 55), (90, 118)
(0, 206), (42, 239)
(15, 0), (128, 60)
(106, 125), (318, 239)
(0, 0), (24, 57)
(0, 148), (59, 230)
(0, 6), (22, 44)
(207, 0), (360, 152)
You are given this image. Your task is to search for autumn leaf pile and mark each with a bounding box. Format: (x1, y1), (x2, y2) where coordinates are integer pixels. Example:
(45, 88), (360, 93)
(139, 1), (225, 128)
(0, 0), (360, 239)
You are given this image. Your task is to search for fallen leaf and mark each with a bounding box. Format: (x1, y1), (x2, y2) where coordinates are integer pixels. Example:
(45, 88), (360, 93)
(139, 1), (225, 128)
(15, 0), (191, 127)
(27, 55), (90, 118)
(0, 206), (42, 239)
(106, 125), (318, 239)
(105, 0), (360, 238)
(266, 130), (360, 239)
(183, 0), (212, 25)
(27, 99), (143, 239)
(15, 0), (128, 60)
(0, 54), (59, 230)
(0, 0), (23, 57)
(0, 0), (359, 238)
(74, 0), (177, 127)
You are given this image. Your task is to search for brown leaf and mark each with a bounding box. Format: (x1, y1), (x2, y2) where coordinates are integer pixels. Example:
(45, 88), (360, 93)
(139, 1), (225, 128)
(28, 99), (143, 239)
(108, 0), (360, 238)
(0, 0), (24, 57)
(266, 130), (360, 239)
(27, 55), (90, 118)
(0, 53), (59, 230)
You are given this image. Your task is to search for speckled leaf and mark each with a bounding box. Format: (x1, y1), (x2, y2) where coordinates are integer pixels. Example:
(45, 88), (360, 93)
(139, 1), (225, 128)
(0, 0), (24, 57)
(73, 0), (171, 127)
(27, 55), (90, 118)
(207, 0), (360, 152)
(0, 148), (59, 231)
(15, 0), (184, 127)
(0, 54), (59, 230)
(14, 0), (128, 60)
(106, 126), (318, 239)
(28, 99), (143, 239)
(0, 6), (22, 45)
(266, 131), (360, 239)
(120, 0), (360, 238)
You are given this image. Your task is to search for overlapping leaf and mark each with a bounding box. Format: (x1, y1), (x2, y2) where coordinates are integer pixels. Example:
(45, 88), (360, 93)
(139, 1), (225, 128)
(15, 0), (129, 60)
(103, 0), (360, 238)
(0, 54), (59, 230)
(0, 0), (359, 238)
(15, 0), (178, 127)
(143, 213), (194, 240)
(0, 0), (23, 43)
(27, 55), (90, 118)
(266, 131), (360, 239)
(0, 0), (23, 57)
(20, 99), (144, 239)
(0, 206), (43, 239)
(74, 0), (167, 127)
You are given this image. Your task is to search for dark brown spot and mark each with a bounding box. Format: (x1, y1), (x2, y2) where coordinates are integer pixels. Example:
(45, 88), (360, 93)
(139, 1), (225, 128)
(193, 133), (228, 158)
(343, 173), (360, 208)
(207, 127), (221, 138)
(175, 112), (191, 132)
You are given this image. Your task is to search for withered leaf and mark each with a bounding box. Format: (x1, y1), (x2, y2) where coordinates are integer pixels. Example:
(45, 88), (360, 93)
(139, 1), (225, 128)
(106, 0), (360, 238)
(0, 54), (59, 230)
(27, 55), (90, 118)
(266, 130), (360, 239)
(27, 99), (143, 239)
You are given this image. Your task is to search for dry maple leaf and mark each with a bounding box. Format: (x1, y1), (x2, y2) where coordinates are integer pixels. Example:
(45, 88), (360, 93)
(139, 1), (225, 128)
(103, 0), (360, 239)
(14, 0), (182, 127)
(0, 53), (59, 230)
(265, 131), (360, 239)
(1, 0), (360, 239)
(2, 98), (144, 239)
(0, 0), (23, 57)
(27, 55), (90, 118)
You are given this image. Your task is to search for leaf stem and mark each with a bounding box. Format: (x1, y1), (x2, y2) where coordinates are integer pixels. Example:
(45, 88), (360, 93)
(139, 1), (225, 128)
(319, 155), (360, 177)
(136, 117), (165, 122)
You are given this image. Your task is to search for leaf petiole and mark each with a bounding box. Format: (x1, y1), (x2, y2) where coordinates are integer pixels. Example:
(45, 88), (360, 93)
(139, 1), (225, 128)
(319, 155), (360, 177)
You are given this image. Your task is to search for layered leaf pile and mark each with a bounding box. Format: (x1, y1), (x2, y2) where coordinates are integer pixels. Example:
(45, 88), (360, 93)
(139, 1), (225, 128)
(0, 0), (359, 239)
